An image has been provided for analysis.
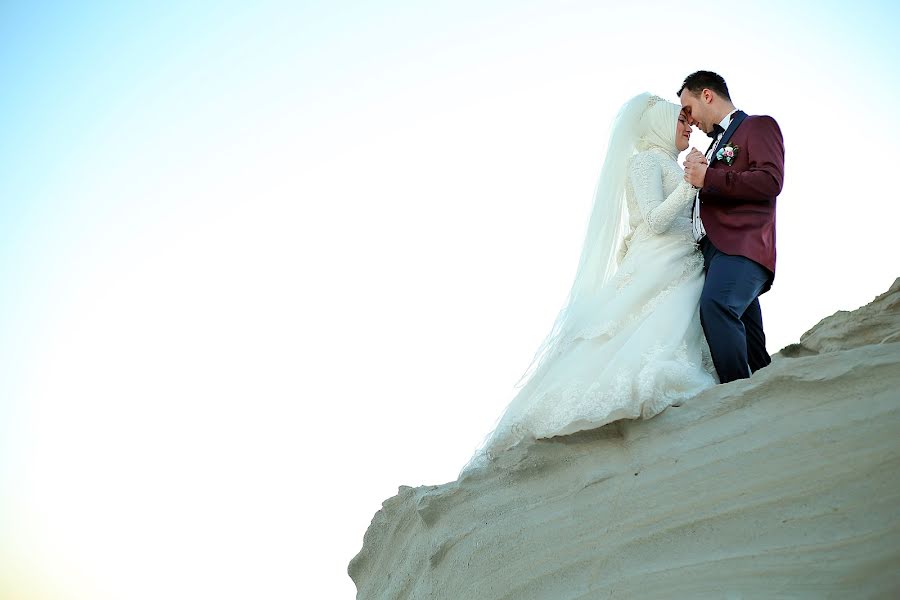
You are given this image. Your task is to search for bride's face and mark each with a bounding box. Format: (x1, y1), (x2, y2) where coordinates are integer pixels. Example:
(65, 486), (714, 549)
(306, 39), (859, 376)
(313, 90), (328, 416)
(675, 111), (691, 152)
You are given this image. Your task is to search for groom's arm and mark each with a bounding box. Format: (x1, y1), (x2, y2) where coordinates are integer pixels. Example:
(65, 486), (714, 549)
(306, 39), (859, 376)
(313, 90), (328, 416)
(702, 116), (785, 202)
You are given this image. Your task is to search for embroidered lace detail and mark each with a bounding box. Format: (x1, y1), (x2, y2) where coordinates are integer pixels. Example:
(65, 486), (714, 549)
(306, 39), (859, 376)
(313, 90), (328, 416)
(529, 335), (716, 437)
(625, 150), (697, 236)
(578, 249), (704, 343)
(615, 271), (633, 290)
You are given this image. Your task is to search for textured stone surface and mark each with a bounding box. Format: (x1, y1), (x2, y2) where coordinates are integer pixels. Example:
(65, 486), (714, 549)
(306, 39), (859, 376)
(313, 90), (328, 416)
(350, 278), (900, 599)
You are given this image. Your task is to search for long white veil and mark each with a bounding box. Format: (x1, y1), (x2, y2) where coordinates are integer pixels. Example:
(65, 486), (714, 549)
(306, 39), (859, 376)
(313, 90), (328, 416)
(459, 92), (665, 477)
(512, 92), (659, 388)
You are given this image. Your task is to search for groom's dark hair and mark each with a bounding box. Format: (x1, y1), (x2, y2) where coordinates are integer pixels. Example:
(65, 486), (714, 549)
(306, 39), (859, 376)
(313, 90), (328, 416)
(677, 71), (731, 101)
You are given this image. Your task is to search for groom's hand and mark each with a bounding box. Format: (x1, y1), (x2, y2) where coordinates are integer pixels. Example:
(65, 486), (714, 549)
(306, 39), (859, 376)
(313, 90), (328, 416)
(684, 161), (708, 187)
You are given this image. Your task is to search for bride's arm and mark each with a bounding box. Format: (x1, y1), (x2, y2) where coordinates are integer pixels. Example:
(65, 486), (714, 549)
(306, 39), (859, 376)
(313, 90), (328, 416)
(628, 152), (696, 235)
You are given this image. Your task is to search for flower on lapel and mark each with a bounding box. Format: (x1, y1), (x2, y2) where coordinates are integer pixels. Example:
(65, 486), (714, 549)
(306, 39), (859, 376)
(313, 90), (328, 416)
(715, 142), (740, 166)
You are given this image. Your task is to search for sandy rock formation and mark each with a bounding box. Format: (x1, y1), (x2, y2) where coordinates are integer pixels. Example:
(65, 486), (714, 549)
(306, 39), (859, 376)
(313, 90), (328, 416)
(349, 278), (900, 599)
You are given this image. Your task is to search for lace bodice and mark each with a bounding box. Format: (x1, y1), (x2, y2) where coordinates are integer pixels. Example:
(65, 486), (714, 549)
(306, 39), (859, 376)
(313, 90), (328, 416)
(624, 147), (697, 239)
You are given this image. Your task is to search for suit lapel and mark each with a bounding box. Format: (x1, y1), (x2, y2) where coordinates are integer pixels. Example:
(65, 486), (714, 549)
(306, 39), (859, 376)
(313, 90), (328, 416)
(708, 110), (747, 166)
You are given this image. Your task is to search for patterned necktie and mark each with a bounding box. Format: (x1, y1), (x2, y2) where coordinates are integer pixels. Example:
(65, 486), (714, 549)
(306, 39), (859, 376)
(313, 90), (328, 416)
(695, 127), (724, 241)
(706, 123), (726, 159)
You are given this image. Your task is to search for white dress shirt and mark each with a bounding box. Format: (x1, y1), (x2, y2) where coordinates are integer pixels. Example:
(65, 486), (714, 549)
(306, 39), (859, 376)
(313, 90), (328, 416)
(692, 108), (739, 241)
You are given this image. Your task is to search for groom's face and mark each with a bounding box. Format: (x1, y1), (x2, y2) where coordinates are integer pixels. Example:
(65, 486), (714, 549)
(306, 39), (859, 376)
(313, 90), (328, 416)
(679, 89), (712, 134)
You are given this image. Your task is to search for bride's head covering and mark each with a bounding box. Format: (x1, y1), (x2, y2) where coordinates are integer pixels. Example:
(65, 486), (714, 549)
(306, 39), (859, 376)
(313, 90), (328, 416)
(636, 97), (682, 159)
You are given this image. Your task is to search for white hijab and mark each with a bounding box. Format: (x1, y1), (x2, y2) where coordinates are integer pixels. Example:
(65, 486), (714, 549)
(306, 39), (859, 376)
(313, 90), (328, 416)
(635, 97), (681, 159)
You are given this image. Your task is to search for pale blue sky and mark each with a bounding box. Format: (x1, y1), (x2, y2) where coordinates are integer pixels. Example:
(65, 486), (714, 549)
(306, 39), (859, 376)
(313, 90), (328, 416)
(1, 1), (899, 598)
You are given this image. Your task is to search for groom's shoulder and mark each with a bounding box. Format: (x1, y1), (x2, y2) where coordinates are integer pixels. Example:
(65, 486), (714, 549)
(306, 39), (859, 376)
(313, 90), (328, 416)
(741, 113), (784, 141)
(743, 113), (782, 131)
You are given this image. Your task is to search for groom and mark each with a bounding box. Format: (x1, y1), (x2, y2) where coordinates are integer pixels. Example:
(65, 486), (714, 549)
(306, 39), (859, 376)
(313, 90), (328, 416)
(678, 71), (785, 384)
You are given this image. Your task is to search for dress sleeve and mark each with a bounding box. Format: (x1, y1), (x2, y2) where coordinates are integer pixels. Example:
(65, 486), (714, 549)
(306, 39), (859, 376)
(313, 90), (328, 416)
(628, 152), (697, 235)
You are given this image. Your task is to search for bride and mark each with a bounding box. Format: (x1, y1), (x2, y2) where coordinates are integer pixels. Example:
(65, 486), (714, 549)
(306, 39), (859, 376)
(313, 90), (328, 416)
(461, 93), (718, 475)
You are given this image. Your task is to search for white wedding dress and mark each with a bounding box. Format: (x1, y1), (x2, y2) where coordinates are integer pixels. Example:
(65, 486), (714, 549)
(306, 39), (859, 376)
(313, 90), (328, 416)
(461, 95), (718, 475)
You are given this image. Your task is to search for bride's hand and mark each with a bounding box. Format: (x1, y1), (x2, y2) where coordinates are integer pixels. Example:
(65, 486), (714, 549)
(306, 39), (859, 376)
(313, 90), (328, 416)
(683, 147), (707, 167)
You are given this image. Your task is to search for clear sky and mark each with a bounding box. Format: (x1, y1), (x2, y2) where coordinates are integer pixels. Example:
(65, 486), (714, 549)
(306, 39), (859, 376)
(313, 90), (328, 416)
(1, 1), (898, 598)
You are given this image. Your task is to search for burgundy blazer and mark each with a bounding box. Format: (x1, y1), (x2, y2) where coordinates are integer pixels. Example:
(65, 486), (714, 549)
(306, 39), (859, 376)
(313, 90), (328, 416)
(699, 112), (785, 293)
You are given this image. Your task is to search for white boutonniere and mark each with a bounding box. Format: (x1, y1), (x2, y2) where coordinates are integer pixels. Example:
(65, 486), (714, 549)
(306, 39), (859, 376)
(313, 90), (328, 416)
(715, 142), (740, 166)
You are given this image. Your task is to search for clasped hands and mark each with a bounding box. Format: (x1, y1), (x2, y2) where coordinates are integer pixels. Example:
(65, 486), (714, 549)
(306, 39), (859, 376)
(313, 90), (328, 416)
(683, 148), (708, 188)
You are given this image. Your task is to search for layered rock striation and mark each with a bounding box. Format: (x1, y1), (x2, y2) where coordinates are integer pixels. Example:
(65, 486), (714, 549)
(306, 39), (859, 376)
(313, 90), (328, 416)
(350, 278), (900, 599)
